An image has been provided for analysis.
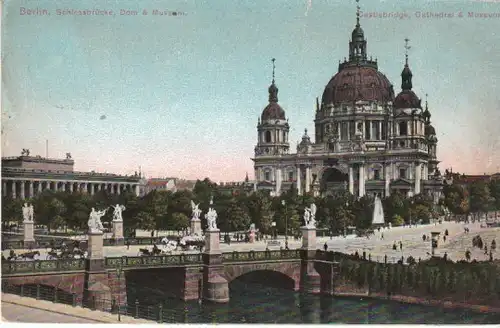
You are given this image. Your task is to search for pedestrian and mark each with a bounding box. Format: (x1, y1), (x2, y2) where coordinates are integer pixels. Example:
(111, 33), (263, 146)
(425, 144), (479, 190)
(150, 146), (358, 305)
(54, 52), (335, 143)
(443, 235), (446, 243)
(490, 251), (493, 262)
(381, 233), (384, 240)
(443, 252), (448, 261)
(324, 242), (328, 252)
(126, 240), (130, 250)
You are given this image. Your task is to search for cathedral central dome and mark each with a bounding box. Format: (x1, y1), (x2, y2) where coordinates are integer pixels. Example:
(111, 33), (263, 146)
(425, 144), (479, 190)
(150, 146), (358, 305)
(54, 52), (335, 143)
(321, 65), (394, 105)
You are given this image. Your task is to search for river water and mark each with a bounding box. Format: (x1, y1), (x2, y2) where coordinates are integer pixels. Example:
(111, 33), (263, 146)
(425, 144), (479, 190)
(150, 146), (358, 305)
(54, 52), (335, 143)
(128, 280), (500, 324)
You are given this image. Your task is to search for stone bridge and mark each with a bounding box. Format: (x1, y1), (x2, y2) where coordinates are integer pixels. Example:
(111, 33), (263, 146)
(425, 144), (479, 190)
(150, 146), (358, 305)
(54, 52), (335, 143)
(1, 228), (361, 308)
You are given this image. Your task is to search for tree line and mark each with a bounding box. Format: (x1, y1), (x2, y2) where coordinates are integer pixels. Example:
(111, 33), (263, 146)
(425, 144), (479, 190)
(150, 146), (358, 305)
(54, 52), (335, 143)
(2, 176), (499, 236)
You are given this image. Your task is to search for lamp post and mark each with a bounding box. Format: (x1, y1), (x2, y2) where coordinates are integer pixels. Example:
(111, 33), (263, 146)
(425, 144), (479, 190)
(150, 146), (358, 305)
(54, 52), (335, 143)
(116, 262), (123, 322)
(271, 222), (276, 240)
(282, 200), (288, 242)
(344, 201), (349, 237)
(410, 200), (414, 227)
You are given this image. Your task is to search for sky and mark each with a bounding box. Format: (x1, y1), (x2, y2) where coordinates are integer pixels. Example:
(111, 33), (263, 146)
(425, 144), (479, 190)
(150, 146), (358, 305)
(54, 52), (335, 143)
(2, 0), (500, 182)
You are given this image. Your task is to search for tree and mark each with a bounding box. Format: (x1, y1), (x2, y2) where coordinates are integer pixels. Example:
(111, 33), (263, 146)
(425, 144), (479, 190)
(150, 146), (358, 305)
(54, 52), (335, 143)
(193, 178), (217, 206)
(392, 214), (404, 226)
(140, 190), (169, 232)
(352, 196), (372, 229)
(247, 192), (274, 234)
(135, 211), (156, 231)
(469, 181), (492, 217)
(488, 179), (500, 211)
(2, 197), (24, 229)
(225, 199), (251, 232)
(383, 191), (405, 222)
(412, 204), (432, 224)
(170, 212), (190, 231)
(47, 198), (67, 231)
(443, 183), (469, 215)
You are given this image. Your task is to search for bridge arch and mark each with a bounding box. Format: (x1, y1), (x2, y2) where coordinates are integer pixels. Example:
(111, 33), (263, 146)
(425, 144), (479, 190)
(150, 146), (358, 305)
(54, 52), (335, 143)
(224, 262), (300, 291)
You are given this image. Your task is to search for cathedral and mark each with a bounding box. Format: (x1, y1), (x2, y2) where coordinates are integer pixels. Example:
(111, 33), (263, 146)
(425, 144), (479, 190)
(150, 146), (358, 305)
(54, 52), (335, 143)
(252, 6), (443, 203)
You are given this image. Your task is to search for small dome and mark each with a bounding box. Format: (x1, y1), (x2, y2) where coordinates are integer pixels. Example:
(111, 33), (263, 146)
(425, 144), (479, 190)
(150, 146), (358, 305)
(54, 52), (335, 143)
(261, 103), (285, 121)
(394, 90), (421, 109)
(352, 26), (364, 41)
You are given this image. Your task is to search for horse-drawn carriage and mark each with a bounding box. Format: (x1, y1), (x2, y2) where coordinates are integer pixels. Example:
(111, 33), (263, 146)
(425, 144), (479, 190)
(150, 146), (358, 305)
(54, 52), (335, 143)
(137, 235), (205, 256)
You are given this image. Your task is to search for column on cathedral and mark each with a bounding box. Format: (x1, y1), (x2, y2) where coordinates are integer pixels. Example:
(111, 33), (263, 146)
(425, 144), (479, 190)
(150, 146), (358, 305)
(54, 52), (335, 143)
(2, 181), (7, 197)
(275, 167), (282, 196)
(414, 162), (421, 195)
(296, 165), (302, 195)
(61, 181), (66, 192)
(20, 181), (25, 200)
(37, 181), (42, 194)
(117, 183), (121, 195)
(69, 182), (74, 193)
(11, 180), (17, 199)
(384, 163), (391, 196)
(90, 183), (94, 195)
(54, 181), (59, 192)
(348, 166), (354, 194)
(135, 184), (140, 197)
(305, 165), (311, 193)
(358, 164), (365, 197)
(379, 121), (382, 140)
(29, 181), (34, 198)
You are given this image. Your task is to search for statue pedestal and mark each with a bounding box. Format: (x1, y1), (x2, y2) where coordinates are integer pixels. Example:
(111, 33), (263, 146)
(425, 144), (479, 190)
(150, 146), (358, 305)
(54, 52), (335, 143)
(301, 226), (317, 250)
(191, 218), (202, 236)
(204, 229), (221, 254)
(88, 231), (104, 260)
(249, 230), (256, 243)
(112, 220), (124, 245)
(23, 221), (35, 249)
(203, 229), (228, 303)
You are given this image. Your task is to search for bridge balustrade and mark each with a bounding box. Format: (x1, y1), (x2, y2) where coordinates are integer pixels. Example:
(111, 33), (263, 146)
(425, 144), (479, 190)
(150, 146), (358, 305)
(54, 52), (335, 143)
(104, 253), (203, 269)
(2, 259), (86, 275)
(222, 250), (301, 263)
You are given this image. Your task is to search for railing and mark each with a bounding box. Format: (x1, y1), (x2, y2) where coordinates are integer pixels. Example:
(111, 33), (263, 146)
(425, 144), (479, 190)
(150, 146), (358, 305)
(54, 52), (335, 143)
(223, 249), (301, 263)
(104, 254), (203, 269)
(315, 250), (408, 264)
(2, 259), (86, 275)
(103, 237), (164, 246)
(1, 283), (180, 323)
(1, 237), (76, 250)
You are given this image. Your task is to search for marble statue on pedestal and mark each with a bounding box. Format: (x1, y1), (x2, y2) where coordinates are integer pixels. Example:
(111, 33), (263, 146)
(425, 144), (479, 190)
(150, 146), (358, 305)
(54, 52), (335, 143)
(205, 207), (218, 231)
(191, 200), (202, 221)
(88, 207), (107, 233)
(111, 204), (126, 221)
(22, 203), (34, 221)
(303, 203), (317, 228)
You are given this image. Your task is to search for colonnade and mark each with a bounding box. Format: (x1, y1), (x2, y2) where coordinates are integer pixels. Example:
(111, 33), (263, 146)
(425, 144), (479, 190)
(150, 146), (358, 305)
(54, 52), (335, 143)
(272, 161), (423, 198)
(2, 179), (140, 199)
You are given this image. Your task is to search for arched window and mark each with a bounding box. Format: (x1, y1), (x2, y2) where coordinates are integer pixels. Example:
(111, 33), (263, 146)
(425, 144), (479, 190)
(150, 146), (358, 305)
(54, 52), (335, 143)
(399, 122), (407, 136)
(265, 131), (272, 143)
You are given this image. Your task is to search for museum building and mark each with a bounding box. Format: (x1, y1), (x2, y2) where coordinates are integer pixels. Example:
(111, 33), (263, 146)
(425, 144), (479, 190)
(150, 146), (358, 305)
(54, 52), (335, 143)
(252, 8), (443, 202)
(1, 150), (145, 199)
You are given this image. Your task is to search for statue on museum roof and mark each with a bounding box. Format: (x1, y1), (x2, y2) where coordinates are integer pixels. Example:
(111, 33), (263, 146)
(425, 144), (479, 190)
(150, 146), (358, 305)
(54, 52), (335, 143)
(21, 149), (30, 156)
(66, 152), (72, 159)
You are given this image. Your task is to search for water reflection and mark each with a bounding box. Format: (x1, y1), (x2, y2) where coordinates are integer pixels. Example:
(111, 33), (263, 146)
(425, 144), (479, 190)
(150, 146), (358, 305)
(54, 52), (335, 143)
(129, 280), (500, 324)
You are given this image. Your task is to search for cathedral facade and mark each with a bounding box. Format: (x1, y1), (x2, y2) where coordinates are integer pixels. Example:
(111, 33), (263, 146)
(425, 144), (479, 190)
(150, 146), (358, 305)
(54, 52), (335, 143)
(252, 12), (443, 203)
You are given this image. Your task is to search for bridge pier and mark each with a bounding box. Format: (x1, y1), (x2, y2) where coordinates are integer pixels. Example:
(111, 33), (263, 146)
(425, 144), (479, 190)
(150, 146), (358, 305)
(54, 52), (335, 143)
(23, 220), (35, 249)
(203, 229), (229, 303)
(111, 219), (124, 246)
(83, 230), (112, 311)
(300, 227), (321, 294)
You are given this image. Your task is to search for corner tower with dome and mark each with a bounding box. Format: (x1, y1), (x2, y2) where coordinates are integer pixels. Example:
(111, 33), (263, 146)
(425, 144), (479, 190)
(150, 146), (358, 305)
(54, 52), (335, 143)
(251, 4), (443, 202)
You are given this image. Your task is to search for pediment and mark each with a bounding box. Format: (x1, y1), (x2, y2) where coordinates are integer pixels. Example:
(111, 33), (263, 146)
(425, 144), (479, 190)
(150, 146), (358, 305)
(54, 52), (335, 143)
(391, 178), (413, 186)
